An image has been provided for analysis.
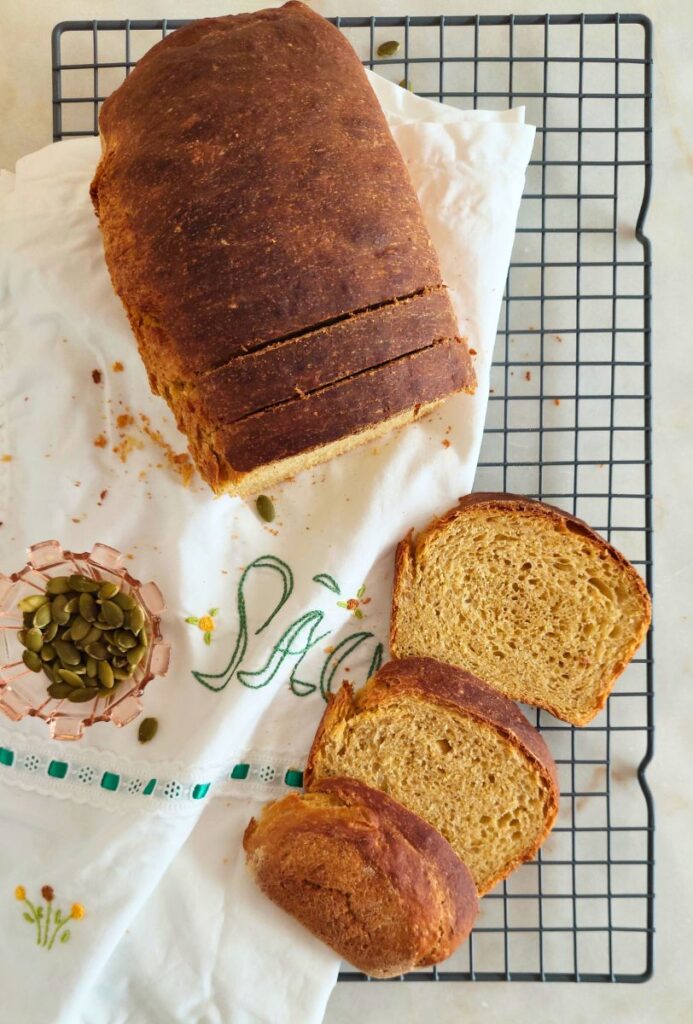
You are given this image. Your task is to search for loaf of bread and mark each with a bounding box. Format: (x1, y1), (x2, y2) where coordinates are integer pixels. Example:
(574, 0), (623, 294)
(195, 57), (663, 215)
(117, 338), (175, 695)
(390, 493), (652, 726)
(305, 658), (558, 894)
(90, 1), (475, 495)
(243, 776), (478, 977)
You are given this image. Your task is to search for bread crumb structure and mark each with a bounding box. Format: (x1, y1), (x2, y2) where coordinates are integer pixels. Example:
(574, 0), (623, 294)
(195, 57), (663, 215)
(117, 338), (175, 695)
(306, 658), (558, 894)
(390, 493), (651, 725)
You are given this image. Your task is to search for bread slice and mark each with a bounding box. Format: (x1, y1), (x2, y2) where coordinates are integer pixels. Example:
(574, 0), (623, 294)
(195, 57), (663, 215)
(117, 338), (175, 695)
(187, 339), (473, 495)
(390, 493), (652, 726)
(305, 658), (558, 894)
(243, 776), (478, 978)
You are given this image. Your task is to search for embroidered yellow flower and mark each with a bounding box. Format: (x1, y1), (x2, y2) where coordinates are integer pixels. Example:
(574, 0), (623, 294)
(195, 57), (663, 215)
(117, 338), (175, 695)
(14, 884), (86, 949)
(185, 608), (219, 646)
(15, 885), (25, 901)
(337, 585), (371, 620)
(71, 903), (85, 920)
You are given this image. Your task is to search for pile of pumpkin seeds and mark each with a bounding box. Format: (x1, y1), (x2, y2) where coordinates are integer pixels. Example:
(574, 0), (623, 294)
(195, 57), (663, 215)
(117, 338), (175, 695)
(17, 574), (148, 703)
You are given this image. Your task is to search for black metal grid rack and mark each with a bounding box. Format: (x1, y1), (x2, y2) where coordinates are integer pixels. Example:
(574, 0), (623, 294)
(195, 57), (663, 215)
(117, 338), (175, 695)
(51, 13), (654, 984)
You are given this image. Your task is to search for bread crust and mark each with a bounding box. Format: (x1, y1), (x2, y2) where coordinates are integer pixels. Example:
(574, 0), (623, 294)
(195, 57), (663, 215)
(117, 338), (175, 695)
(243, 776), (478, 977)
(305, 657), (559, 894)
(194, 339), (474, 484)
(390, 493), (652, 725)
(90, 1), (476, 492)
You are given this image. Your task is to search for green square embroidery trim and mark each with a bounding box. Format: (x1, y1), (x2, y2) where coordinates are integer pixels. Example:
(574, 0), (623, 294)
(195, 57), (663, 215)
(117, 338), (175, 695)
(0, 747), (14, 767)
(192, 783), (210, 799)
(100, 772), (120, 791)
(47, 760), (68, 779)
(231, 763), (249, 780)
(284, 769), (303, 787)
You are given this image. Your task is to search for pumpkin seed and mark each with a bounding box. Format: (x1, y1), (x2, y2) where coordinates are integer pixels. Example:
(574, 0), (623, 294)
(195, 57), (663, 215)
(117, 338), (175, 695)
(98, 661), (114, 688)
(46, 576), (71, 595)
(47, 681), (73, 699)
(18, 594), (49, 613)
(40, 643), (56, 662)
(377, 39), (400, 57)
(100, 600), (124, 627)
(256, 494), (275, 522)
(127, 644), (146, 668)
(115, 630), (137, 649)
(33, 603), (52, 630)
(82, 625), (103, 646)
(113, 667), (132, 680)
(50, 595), (70, 624)
(43, 620), (59, 642)
(399, 78), (413, 91)
(22, 612), (34, 628)
(113, 590), (136, 610)
(85, 641), (108, 660)
(17, 629), (27, 647)
(54, 639), (80, 665)
(22, 650), (42, 672)
(68, 574), (99, 593)
(57, 668), (83, 688)
(137, 717), (158, 744)
(69, 616), (91, 642)
(97, 581), (120, 600)
(96, 617), (118, 631)
(78, 592), (97, 622)
(85, 657), (97, 679)
(24, 627), (43, 652)
(98, 688), (114, 700)
(139, 629), (149, 649)
(128, 605), (145, 634)
(67, 687), (99, 703)
(64, 596), (79, 615)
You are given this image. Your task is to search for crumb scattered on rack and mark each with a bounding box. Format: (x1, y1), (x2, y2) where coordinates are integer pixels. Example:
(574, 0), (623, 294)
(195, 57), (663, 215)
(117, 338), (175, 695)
(441, 439), (451, 448)
(139, 414), (195, 486)
(112, 361), (124, 373)
(92, 369), (102, 384)
(113, 435), (144, 463)
(468, 348), (477, 356)
(554, 399), (561, 406)
(93, 434), (107, 448)
(525, 371), (532, 381)
(116, 413), (134, 429)
(554, 334), (562, 342)
(71, 517), (82, 524)
(1, 455), (12, 463)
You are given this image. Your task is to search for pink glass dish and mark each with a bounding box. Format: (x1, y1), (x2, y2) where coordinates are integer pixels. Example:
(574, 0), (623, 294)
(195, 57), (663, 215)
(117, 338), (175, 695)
(0, 541), (170, 740)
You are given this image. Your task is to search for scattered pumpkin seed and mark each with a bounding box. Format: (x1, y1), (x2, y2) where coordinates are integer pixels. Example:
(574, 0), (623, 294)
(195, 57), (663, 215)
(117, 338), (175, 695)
(25, 627), (43, 653)
(377, 39), (400, 57)
(399, 78), (413, 90)
(50, 595), (70, 624)
(67, 687), (99, 703)
(256, 494), (275, 522)
(115, 630), (137, 649)
(113, 667), (131, 680)
(138, 717), (158, 743)
(54, 639), (80, 665)
(85, 657), (98, 679)
(85, 641), (108, 660)
(57, 668), (84, 688)
(64, 596), (79, 615)
(17, 629), (27, 646)
(46, 576), (71, 595)
(70, 616), (92, 642)
(78, 592), (97, 622)
(100, 600), (125, 627)
(22, 650), (42, 672)
(47, 681), (74, 699)
(22, 612), (34, 629)
(83, 625), (103, 646)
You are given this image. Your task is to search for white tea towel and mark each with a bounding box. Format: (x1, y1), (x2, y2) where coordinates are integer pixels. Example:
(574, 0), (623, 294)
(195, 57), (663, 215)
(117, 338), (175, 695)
(0, 73), (534, 1024)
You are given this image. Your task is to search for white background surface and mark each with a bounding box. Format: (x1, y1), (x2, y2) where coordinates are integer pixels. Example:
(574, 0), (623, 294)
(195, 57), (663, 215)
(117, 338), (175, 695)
(1, 1), (691, 1022)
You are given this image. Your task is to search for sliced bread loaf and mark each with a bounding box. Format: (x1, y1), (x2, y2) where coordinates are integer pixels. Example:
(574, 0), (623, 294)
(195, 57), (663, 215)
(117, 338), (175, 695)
(243, 776), (478, 977)
(390, 492), (652, 726)
(305, 658), (558, 894)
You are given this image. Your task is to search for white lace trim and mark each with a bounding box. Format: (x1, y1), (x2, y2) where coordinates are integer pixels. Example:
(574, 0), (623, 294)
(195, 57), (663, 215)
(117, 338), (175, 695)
(0, 722), (307, 812)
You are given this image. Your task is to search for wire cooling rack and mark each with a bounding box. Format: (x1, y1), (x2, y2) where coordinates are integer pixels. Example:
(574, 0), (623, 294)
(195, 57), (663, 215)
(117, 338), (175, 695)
(51, 13), (654, 984)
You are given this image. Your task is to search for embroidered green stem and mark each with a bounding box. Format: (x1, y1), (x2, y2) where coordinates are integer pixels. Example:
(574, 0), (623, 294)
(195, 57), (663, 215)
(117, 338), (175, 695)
(22, 897), (42, 945)
(312, 574), (341, 595)
(14, 886), (85, 951)
(43, 902), (53, 947)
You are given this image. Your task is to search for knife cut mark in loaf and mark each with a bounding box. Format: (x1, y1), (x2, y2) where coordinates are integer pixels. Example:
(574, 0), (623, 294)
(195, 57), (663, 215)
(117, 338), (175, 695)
(90, 2), (476, 495)
(305, 658), (559, 894)
(243, 776), (478, 978)
(390, 493), (652, 726)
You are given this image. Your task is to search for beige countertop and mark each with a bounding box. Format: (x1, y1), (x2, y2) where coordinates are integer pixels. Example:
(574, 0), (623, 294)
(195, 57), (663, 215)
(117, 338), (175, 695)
(1, 1), (691, 1021)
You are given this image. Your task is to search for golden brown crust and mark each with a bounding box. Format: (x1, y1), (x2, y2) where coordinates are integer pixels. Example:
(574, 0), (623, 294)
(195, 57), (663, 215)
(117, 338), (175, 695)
(243, 776), (478, 977)
(92, 2), (446, 378)
(195, 339), (474, 482)
(391, 493), (652, 726)
(91, 2), (476, 493)
(304, 658), (559, 894)
(169, 288), (461, 429)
